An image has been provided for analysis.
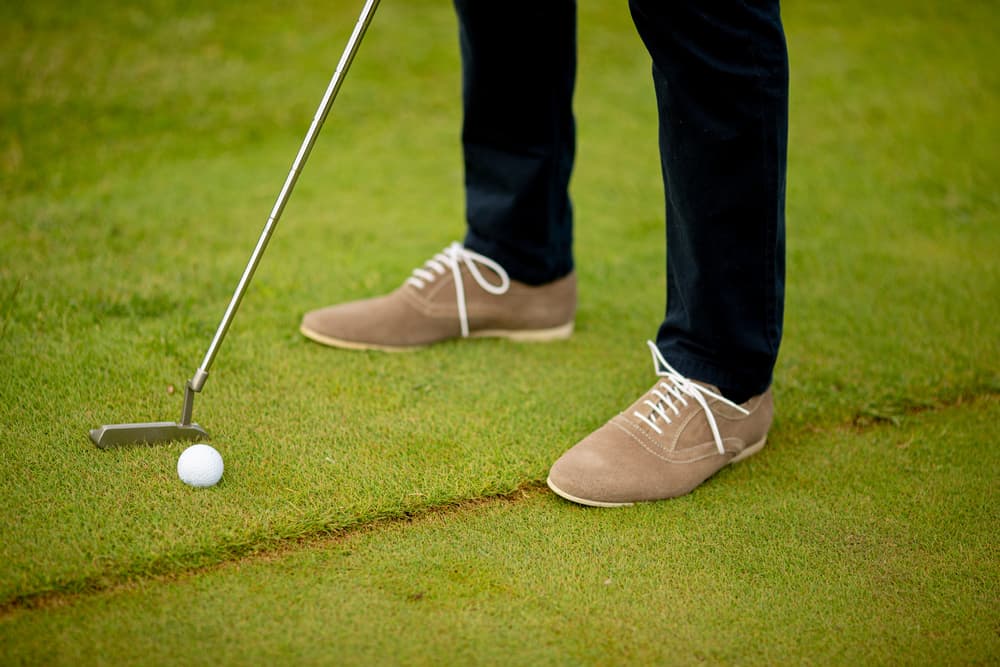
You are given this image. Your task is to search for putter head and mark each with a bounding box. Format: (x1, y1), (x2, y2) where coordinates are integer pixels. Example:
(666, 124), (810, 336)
(89, 421), (209, 449)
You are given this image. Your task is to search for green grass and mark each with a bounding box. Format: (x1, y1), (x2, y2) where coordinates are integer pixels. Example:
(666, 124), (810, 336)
(1, 0), (998, 663)
(2, 398), (997, 665)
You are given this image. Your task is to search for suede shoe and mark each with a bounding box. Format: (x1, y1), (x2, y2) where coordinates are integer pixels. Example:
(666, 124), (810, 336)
(301, 242), (576, 351)
(547, 341), (773, 507)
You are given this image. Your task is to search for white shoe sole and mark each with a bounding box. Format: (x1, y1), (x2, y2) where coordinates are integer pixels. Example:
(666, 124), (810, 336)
(299, 321), (573, 352)
(545, 478), (634, 508)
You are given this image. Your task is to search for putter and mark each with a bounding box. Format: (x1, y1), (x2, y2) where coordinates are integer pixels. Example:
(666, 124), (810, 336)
(90, 0), (381, 448)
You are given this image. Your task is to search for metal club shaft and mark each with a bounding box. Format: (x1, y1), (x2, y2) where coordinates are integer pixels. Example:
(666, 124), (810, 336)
(90, 0), (380, 447)
(191, 0), (380, 394)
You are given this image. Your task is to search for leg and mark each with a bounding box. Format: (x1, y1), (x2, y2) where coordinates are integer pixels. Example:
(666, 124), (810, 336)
(547, 0), (788, 506)
(300, 2), (579, 350)
(455, 0), (578, 285)
(631, 0), (789, 402)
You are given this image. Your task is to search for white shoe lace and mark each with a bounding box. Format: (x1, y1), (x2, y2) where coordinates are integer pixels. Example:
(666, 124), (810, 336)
(405, 242), (511, 337)
(633, 340), (750, 455)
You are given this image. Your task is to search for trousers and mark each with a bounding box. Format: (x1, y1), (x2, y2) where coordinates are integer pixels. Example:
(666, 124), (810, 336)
(455, 0), (788, 402)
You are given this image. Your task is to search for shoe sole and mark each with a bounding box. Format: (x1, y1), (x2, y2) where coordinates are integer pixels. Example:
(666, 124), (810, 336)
(545, 478), (635, 508)
(299, 321), (574, 352)
(546, 435), (768, 508)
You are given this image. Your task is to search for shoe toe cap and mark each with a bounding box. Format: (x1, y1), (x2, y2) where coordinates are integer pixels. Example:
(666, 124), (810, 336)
(547, 425), (646, 506)
(548, 420), (725, 506)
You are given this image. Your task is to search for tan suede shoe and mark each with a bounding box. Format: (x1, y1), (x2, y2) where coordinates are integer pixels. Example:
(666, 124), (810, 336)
(301, 242), (576, 351)
(547, 342), (773, 507)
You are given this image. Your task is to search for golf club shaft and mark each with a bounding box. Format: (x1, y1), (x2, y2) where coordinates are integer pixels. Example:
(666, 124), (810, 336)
(191, 0), (380, 392)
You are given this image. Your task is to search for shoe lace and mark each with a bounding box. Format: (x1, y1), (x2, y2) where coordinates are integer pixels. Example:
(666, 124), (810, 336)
(405, 242), (511, 337)
(633, 341), (749, 455)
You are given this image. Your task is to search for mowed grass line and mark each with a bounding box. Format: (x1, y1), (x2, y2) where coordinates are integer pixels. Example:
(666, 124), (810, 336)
(1, 397), (997, 665)
(1, 0), (998, 618)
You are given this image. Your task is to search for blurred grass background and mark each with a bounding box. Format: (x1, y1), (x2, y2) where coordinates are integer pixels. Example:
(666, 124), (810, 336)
(0, 0), (997, 663)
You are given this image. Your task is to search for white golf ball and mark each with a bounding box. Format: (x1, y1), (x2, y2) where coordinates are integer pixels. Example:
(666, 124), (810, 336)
(177, 444), (224, 488)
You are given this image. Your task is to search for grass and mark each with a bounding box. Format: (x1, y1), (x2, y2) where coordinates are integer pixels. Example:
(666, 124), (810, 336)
(1, 0), (998, 663)
(2, 398), (997, 665)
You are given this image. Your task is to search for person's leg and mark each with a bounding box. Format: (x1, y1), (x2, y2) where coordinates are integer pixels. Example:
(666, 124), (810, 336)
(632, 0), (789, 402)
(547, 0), (788, 506)
(455, 0), (578, 286)
(300, 1), (579, 350)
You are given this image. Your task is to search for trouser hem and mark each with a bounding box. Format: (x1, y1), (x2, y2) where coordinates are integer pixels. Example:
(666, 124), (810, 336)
(655, 343), (774, 404)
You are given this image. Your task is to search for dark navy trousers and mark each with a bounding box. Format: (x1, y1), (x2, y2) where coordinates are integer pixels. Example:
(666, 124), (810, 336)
(455, 0), (788, 403)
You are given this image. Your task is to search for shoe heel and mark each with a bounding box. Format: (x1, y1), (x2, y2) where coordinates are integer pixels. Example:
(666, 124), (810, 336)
(472, 321), (574, 343)
(730, 435), (767, 464)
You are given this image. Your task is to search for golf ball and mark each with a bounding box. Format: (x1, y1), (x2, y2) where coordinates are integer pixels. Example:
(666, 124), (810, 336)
(177, 444), (224, 488)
